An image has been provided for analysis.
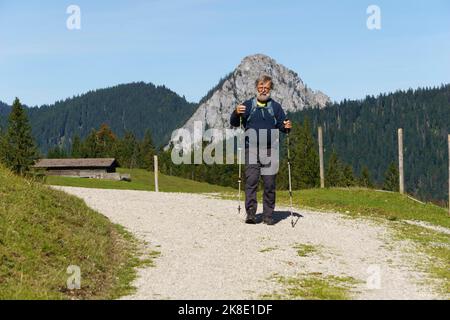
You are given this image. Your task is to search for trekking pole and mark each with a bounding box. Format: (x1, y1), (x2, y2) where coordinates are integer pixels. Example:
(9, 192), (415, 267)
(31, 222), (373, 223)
(237, 114), (243, 215)
(286, 119), (294, 228)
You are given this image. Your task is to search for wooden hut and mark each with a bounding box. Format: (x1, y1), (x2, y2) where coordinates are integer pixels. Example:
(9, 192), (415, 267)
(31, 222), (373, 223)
(33, 158), (130, 181)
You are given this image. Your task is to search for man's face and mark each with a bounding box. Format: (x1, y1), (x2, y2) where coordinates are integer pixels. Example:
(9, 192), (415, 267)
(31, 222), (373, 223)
(256, 81), (272, 102)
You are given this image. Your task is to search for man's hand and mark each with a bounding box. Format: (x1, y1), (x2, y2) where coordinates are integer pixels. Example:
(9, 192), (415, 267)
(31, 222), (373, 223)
(235, 104), (246, 115)
(284, 119), (292, 130)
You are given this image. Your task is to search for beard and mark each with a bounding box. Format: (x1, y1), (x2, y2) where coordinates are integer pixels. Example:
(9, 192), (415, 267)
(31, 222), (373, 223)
(257, 92), (271, 102)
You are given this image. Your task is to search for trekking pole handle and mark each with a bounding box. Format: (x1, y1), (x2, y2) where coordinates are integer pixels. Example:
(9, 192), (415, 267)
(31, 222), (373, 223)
(285, 118), (291, 134)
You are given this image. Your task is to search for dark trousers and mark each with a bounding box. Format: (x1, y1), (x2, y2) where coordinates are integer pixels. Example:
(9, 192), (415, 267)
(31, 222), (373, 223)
(244, 147), (276, 218)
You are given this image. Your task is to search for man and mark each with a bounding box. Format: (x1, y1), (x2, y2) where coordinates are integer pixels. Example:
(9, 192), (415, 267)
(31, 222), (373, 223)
(230, 75), (292, 225)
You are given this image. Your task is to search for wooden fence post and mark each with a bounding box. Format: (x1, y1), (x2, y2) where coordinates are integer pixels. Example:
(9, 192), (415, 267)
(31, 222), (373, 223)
(398, 129), (404, 194)
(154, 155), (159, 192)
(318, 126), (325, 188)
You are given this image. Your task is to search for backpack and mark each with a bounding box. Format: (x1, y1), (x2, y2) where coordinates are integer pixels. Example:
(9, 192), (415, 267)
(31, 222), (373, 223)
(246, 98), (277, 126)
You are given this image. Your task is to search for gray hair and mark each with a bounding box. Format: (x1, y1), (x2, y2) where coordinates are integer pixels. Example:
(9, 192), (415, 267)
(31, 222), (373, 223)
(255, 75), (274, 90)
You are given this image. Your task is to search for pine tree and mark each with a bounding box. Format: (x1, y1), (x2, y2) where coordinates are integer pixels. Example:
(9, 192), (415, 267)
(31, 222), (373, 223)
(116, 131), (139, 168)
(83, 129), (100, 158)
(96, 123), (117, 157)
(65, 126), (156, 170)
(47, 145), (67, 158)
(71, 135), (82, 158)
(295, 118), (320, 188)
(0, 98), (38, 175)
(326, 150), (344, 187)
(278, 118), (320, 190)
(0, 126), (6, 163)
(359, 166), (374, 188)
(158, 143), (175, 175)
(138, 129), (155, 170)
(383, 162), (399, 192)
(342, 164), (356, 187)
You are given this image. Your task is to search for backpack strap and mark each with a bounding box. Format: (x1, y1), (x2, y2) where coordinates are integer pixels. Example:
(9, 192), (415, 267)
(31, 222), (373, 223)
(247, 98), (277, 126)
(266, 100), (276, 124)
(246, 98), (259, 124)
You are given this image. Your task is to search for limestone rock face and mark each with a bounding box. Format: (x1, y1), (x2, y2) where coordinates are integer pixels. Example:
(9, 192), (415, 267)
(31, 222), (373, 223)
(170, 54), (330, 149)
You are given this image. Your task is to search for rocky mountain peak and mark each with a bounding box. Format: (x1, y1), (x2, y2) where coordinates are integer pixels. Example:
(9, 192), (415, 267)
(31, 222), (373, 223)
(170, 54), (331, 148)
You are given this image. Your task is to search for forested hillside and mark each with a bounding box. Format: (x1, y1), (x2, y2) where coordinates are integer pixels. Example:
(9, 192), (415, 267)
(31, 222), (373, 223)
(0, 102), (10, 128)
(289, 84), (450, 203)
(2, 83), (449, 203)
(1, 82), (197, 153)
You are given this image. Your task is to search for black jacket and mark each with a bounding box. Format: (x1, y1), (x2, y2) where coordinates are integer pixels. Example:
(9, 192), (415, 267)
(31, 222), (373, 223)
(230, 98), (288, 148)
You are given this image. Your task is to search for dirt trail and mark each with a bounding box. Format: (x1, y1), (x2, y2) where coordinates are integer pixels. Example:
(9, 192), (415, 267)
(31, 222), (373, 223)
(54, 186), (443, 300)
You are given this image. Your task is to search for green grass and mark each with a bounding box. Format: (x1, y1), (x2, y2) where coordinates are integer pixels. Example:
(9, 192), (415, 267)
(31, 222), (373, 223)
(275, 188), (450, 229)
(390, 222), (450, 295)
(262, 273), (359, 300)
(0, 165), (157, 299)
(45, 168), (235, 194)
(293, 243), (321, 257)
(259, 246), (278, 253)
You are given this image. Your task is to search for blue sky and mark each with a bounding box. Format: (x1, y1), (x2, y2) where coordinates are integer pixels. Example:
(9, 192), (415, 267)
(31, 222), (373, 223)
(0, 0), (449, 106)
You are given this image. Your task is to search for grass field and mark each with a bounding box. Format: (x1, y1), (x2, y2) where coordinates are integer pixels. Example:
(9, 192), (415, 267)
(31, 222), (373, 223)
(46, 168), (235, 194)
(262, 273), (360, 300)
(0, 165), (154, 299)
(277, 188), (450, 228)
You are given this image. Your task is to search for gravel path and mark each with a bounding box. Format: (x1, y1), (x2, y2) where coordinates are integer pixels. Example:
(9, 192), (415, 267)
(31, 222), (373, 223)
(54, 186), (444, 300)
(404, 220), (450, 235)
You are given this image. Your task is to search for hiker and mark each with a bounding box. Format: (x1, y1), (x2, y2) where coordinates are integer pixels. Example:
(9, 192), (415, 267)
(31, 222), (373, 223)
(230, 75), (292, 225)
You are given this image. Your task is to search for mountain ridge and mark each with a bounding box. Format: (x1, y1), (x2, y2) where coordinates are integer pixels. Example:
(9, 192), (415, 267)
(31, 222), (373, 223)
(171, 54), (331, 149)
(1, 82), (198, 153)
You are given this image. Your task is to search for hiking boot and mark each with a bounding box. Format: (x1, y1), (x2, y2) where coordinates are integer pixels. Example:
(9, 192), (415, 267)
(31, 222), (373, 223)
(262, 216), (275, 226)
(245, 213), (256, 224)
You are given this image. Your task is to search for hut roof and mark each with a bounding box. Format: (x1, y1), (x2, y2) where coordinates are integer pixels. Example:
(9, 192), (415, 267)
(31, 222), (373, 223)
(33, 158), (117, 168)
